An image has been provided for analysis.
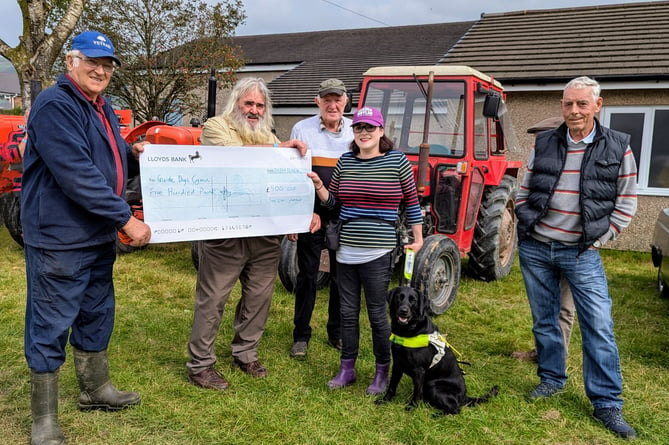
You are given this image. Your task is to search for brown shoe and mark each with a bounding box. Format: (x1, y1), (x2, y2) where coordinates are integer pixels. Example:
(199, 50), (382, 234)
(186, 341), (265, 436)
(511, 349), (538, 362)
(188, 367), (229, 390)
(233, 359), (268, 378)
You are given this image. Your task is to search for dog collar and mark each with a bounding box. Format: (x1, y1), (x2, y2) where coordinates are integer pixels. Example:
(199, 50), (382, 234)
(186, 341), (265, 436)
(389, 333), (430, 348)
(390, 332), (451, 369)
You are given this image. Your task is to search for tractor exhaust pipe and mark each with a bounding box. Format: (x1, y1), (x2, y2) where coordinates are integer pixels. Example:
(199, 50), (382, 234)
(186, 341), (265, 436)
(207, 68), (217, 119)
(416, 71), (434, 197)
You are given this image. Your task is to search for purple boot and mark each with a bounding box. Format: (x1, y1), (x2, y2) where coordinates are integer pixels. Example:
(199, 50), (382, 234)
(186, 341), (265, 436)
(328, 358), (356, 389)
(366, 363), (390, 395)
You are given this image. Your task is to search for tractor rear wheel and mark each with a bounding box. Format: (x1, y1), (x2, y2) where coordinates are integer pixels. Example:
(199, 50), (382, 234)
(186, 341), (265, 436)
(468, 175), (518, 281)
(278, 236), (330, 293)
(3, 191), (23, 247)
(411, 234), (460, 315)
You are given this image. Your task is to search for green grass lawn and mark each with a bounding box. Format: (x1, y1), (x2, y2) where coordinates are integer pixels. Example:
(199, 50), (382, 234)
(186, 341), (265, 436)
(1, 225), (668, 444)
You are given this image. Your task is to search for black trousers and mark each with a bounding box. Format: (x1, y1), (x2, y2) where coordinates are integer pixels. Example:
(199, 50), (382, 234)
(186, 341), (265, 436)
(293, 228), (341, 343)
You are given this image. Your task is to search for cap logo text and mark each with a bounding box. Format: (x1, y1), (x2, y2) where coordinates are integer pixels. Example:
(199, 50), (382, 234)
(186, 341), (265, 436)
(358, 107), (374, 116)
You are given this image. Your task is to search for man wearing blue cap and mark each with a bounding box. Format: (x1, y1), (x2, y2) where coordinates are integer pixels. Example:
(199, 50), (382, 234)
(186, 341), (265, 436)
(22, 30), (151, 445)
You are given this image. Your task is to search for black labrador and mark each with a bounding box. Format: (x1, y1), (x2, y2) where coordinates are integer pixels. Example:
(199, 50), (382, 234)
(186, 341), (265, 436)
(376, 286), (498, 415)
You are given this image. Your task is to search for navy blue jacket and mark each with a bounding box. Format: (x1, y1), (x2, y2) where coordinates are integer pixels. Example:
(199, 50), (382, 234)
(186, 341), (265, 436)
(21, 74), (134, 249)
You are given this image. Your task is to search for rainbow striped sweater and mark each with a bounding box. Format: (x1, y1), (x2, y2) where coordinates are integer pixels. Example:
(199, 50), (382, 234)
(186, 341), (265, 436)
(323, 150), (422, 249)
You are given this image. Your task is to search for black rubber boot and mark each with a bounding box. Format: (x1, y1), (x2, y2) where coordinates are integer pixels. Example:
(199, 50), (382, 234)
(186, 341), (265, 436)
(73, 348), (140, 411)
(30, 370), (65, 445)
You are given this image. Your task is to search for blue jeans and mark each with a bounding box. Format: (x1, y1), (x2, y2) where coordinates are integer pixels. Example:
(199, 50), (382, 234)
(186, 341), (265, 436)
(337, 252), (392, 364)
(24, 243), (117, 373)
(519, 238), (623, 409)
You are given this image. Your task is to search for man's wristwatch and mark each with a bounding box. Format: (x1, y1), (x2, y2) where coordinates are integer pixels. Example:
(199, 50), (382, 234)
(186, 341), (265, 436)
(593, 240), (602, 248)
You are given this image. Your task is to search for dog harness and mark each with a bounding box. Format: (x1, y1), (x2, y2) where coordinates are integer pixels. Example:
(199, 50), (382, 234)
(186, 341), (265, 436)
(389, 331), (461, 369)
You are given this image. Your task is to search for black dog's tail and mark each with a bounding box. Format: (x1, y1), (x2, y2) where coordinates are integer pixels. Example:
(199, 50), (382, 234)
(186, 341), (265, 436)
(464, 385), (499, 407)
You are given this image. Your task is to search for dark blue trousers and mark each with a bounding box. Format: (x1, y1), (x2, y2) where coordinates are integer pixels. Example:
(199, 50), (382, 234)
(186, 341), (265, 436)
(24, 242), (116, 372)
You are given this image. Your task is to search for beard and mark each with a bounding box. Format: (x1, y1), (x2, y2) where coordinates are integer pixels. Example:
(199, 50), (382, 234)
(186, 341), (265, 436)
(229, 110), (275, 145)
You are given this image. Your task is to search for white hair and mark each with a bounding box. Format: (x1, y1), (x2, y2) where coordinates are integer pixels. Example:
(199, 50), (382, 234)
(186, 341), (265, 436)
(222, 77), (276, 145)
(564, 76), (601, 102)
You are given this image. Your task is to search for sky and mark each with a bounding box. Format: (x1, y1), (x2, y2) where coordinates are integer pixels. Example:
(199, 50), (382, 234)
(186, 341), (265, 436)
(1, 0), (665, 47)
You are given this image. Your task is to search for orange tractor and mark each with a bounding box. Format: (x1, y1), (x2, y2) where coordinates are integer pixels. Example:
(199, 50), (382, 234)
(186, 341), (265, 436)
(0, 115), (25, 246)
(0, 109), (195, 251)
(0, 70), (211, 253)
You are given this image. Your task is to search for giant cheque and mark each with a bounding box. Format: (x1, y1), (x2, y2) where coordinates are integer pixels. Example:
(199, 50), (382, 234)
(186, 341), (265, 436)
(139, 144), (314, 243)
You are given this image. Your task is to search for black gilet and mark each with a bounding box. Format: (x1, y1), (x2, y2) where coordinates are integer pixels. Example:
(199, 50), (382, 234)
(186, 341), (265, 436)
(516, 119), (629, 253)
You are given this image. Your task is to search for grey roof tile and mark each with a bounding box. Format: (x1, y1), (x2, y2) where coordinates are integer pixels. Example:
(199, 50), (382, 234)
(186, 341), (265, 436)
(440, 1), (669, 82)
(233, 22), (475, 106)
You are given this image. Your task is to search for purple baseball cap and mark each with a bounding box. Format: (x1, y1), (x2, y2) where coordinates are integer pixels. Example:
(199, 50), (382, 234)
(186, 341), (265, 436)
(72, 31), (121, 66)
(352, 106), (384, 127)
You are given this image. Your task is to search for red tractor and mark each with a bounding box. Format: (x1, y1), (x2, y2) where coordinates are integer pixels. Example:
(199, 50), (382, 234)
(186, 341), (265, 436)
(279, 66), (523, 314)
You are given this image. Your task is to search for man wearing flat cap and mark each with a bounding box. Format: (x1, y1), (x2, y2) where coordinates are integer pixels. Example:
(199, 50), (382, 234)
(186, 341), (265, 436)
(22, 30), (151, 445)
(286, 79), (353, 359)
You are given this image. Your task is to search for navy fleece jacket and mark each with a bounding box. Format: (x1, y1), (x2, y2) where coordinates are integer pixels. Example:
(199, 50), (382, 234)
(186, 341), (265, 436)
(21, 74), (135, 249)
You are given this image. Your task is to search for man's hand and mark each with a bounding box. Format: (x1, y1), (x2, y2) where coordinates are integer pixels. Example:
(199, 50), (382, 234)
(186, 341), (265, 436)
(120, 215), (152, 247)
(286, 213), (320, 241)
(131, 141), (148, 160)
(309, 213), (321, 233)
(279, 139), (308, 157)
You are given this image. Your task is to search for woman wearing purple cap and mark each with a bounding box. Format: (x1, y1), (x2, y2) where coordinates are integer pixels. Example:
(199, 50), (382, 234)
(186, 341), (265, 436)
(309, 106), (423, 395)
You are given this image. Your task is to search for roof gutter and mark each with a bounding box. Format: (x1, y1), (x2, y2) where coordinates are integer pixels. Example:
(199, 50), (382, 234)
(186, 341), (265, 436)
(501, 75), (669, 92)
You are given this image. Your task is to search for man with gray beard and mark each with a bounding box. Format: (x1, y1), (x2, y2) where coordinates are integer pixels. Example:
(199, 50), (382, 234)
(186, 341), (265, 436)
(186, 77), (310, 390)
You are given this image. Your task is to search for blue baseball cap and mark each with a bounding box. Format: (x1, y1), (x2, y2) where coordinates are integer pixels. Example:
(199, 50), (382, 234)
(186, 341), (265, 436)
(72, 31), (121, 66)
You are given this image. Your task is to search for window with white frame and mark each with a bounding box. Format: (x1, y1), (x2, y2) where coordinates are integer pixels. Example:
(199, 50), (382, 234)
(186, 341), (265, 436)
(600, 106), (669, 196)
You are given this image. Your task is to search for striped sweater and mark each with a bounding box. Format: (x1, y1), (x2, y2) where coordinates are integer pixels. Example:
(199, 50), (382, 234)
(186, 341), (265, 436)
(323, 150), (422, 249)
(516, 135), (637, 246)
(290, 114), (353, 220)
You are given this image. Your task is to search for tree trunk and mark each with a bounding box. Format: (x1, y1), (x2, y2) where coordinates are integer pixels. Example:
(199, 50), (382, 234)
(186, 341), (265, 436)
(0, 0), (86, 110)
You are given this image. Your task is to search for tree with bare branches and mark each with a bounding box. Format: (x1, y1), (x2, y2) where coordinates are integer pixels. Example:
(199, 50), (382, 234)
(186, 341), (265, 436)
(0, 0), (85, 110)
(1, 0), (245, 122)
(81, 0), (246, 123)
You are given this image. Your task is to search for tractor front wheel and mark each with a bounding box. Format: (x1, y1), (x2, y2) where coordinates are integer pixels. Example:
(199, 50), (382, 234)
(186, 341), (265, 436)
(411, 234), (461, 315)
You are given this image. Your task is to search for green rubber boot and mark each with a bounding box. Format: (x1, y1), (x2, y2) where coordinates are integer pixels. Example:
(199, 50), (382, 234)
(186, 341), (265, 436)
(30, 370), (65, 445)
(73, 348), (140, 411)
